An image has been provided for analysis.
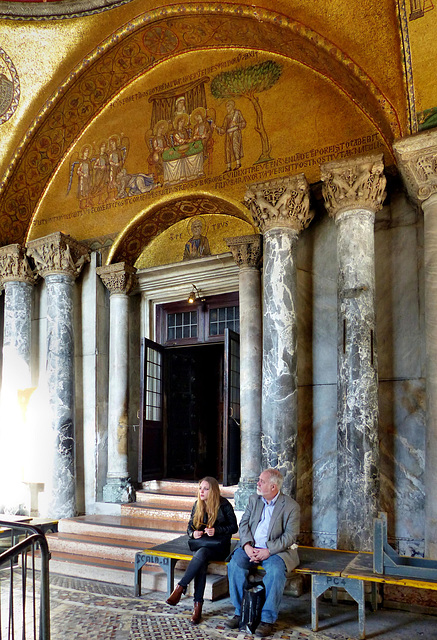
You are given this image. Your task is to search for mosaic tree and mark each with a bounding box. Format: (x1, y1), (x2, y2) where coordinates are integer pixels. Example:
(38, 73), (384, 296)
(211, 59), (282, 164)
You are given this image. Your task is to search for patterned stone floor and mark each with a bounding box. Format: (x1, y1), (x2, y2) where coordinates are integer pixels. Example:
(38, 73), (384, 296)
(2, 571), (437, 639)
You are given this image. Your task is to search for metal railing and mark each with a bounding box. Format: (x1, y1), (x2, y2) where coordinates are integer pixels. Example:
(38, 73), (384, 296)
(0, 521), (50, 640)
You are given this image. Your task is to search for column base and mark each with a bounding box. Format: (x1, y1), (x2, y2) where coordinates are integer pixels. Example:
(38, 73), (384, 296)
(234, 479), (258, 511)
(103, 477), (136, 504)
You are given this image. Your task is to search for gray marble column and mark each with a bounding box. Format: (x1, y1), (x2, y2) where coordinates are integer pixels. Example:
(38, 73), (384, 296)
(0, 244), (35, 381)
(96, 262), (137, 504)
(226, 235), (262, 509)
(245, 175), (313, 496)
(27, 233), (89, 518)
(394, 131), (437, 558)
(321, 154), (386, 551)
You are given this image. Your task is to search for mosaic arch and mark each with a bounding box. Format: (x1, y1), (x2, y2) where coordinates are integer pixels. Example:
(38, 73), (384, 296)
(108, 193), (253, 266)
(0, 3), (403, 248)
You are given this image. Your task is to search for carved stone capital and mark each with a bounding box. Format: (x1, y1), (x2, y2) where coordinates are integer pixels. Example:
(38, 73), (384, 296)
(393, 130), (437, 203)
(26, 232), (90, 279)
(321, 154), (386, 217)
(0, 244), (36, 285)
(244, 175), (312, 233)
(96, 262), (137, 295)
(225, 234), (262, 269)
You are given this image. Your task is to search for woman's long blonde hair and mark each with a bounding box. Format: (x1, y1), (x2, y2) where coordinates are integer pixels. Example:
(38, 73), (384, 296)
(192, 476), (221, 529)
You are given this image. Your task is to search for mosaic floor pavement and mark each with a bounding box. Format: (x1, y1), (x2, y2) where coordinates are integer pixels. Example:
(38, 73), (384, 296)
(3, 571), (437, 639)
(48, 576), (340, 640)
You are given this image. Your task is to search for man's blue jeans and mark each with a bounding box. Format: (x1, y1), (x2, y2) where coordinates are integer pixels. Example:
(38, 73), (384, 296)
(227, 547), (287, 624)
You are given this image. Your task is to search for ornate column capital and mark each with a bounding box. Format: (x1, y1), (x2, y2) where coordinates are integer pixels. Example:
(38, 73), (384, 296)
(393, 130), (437, 204)
(244, 175), (312, 234)
(225, 234), (262, 269)
(0, 243), (36, 285)
(26, 232), (90, 279)
(96, 262), (137, 295)
(321, 153), (386, 218)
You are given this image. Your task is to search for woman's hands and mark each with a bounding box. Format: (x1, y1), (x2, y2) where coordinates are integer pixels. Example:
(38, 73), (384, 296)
(193, 530), (203, 539)
(204, 527), (215, 537)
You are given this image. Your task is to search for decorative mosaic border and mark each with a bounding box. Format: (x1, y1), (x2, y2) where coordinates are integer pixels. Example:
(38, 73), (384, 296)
(396, 0), (417, 134)
(0, 0), (133, 21)
(0, 47), (20, 125)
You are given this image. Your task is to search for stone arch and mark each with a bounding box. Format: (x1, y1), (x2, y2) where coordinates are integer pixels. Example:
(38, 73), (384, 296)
(1, 3), (403, 246)
(108, 192), (254, 266)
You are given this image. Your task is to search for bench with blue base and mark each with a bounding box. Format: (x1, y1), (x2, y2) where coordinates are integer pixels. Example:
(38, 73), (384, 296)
(135, 523), (437, 640)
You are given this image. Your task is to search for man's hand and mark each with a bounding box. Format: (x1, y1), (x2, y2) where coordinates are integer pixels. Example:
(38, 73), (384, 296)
(193, 530), (204, 539)
(243, 543), (258, 562)
(252, 547), (270, 562)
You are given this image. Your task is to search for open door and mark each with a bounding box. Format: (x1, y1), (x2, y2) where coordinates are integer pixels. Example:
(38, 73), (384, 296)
(223, 328), (240, 486)
(139, 338), (165, 482)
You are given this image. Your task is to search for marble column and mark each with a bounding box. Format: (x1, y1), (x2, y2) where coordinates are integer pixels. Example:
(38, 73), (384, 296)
(0, 244), (35, 380)
(27, 233), (89, 518)
(225, 234), (262, 509)
(245, 175), (313, 497)
(393, 131), (437, 558)
(0, 245), (36, 511)
(96, 262), (137, 504)
(321, 154), (386, 551)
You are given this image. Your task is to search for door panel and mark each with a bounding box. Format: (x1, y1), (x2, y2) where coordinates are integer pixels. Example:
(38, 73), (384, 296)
(139, 338), (164, 482)
(166, 345), (223, 480)
(223, 329), (240, 486)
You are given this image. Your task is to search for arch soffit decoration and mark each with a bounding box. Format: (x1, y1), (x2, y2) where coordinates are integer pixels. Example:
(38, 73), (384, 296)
(109, 192), (254, 266)
(0, 3), (403, 248)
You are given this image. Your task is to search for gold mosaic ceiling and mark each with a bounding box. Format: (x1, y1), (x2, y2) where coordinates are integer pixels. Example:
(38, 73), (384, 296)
(0, 0), (434, 263)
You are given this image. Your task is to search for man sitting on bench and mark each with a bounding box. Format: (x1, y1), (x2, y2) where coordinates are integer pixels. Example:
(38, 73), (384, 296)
(225, 468), (300, 638)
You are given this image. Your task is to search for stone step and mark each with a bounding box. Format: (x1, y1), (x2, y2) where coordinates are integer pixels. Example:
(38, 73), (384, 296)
(47, 533), (145, 562)
(135, 492), (197, 510)
(37, 552), (228, 599)
(141, 480), (237, 499)
(58, 515), (183, 542)
(120, 504), (191, 529)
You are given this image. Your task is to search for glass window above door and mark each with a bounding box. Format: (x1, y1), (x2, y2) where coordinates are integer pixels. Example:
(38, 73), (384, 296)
(157, 292), (239, 346)
(209, 305), (239, 336)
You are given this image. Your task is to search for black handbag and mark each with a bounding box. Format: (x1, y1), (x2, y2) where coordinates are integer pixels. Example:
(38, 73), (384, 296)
(188, 535), (224, 551)
(239, 581), (266, 634)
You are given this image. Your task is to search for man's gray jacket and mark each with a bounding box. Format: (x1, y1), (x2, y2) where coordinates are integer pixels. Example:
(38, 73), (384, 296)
(238, 492), (300, 573)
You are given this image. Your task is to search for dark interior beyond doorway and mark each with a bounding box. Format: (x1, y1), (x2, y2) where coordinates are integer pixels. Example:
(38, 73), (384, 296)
(166, 343), (223, 481)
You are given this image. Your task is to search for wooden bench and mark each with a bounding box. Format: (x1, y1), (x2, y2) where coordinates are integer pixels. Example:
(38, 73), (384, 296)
(134, 535), (437, 639)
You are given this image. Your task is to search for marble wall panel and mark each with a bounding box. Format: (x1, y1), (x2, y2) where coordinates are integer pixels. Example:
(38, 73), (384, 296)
(297, 382), (337, 548)
(379, 378), (426, 556)
(297, 213), (337, 387)
(375, 201), (424, 381)
(75, 252), (109, 512)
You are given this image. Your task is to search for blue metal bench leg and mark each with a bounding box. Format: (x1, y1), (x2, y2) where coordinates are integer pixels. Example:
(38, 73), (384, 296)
(134, 553), (177, 598)
(311, 575), (366, 639)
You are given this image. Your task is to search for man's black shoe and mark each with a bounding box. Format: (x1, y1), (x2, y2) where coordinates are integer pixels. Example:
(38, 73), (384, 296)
(255, 622), (274, 637)
(224, 615), (240, 629)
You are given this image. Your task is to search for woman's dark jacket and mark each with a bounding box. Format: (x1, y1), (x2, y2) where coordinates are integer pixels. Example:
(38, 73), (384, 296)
(187, 496), (238, 557)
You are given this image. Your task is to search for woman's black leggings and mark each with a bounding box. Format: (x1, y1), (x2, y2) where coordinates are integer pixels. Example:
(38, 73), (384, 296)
(178, 547), (222, 602)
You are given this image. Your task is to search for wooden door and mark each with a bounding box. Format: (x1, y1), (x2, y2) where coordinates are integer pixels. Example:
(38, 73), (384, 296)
(139, 338), (165, 481)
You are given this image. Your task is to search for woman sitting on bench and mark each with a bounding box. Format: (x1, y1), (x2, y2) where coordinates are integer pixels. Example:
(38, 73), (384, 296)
(166, 476), (238, 625)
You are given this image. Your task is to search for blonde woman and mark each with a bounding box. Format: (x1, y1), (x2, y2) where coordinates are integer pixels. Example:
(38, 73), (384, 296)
(166, 476), (238, 625)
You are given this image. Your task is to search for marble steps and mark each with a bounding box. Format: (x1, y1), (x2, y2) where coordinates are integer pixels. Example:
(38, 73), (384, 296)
(39, 482), (237, 598)
(58, 514), (182, 542)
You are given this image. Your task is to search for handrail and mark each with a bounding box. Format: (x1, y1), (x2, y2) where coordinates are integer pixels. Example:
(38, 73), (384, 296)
(0, 520), (51, 640)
